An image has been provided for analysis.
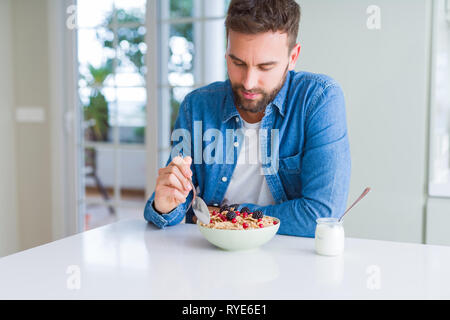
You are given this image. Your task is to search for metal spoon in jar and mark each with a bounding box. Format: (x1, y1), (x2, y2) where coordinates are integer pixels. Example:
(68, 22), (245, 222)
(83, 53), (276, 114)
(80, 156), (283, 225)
(339, 187), (371, 222)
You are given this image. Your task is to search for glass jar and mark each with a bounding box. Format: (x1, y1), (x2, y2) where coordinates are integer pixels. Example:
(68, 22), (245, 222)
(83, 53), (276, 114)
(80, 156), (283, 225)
(315, 218), (345, 256)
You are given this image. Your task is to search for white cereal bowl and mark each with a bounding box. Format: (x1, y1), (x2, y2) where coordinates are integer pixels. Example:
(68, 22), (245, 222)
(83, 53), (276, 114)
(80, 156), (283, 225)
(197, 218), (280, 251)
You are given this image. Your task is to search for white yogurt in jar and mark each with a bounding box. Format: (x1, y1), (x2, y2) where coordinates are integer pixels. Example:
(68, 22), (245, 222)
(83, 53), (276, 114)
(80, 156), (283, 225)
(315, 218), (344, 256)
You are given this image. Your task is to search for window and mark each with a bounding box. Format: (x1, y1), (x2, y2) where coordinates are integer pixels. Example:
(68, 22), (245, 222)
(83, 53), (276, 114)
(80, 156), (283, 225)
(429, 0), (450, 197)
(156, 0), (230, 167)
(77, 0), (148, 230)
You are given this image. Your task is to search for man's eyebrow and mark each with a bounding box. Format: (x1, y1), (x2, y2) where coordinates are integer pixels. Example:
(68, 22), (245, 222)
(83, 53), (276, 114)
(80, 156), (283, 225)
(228, 54), (246, 64)
(228, 54), (278, 67)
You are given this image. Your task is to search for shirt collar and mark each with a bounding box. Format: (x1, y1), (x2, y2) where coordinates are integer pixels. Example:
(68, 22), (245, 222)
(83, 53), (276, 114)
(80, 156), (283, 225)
(222, 80), (240, 123)
(271, 70), (291, 117)
(222, 71), (291, 123)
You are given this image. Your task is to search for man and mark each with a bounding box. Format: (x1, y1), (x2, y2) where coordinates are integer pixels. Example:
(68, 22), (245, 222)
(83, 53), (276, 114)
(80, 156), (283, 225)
(144, 0), (351, 237)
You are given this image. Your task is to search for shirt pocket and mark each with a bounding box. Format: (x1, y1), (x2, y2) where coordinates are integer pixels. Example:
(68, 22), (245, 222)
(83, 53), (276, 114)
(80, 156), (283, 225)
(278, 152), (302, 197)
(279, 152), (302, 174)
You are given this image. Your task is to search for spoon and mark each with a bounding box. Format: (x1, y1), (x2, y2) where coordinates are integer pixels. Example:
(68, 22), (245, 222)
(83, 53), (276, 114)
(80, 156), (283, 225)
(187, 178), (210, 225)
(178, 153), (210, 224)
(339, 187), (371, 222)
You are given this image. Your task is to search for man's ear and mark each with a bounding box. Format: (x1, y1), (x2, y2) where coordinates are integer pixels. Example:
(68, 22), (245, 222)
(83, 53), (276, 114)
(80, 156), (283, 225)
(288, 43), (301, 70)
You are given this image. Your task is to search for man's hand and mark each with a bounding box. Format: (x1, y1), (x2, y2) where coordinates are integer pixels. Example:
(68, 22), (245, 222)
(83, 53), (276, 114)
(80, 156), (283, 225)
(154, 156), (193, 214)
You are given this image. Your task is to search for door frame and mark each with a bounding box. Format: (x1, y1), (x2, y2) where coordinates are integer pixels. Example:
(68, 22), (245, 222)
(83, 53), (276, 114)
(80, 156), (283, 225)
(146, 0), (159, 198)
(48, 0), (80, 238)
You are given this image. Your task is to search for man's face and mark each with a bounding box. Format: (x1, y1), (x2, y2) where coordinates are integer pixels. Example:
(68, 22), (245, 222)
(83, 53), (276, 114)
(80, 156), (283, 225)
(226, 30), (300, 113)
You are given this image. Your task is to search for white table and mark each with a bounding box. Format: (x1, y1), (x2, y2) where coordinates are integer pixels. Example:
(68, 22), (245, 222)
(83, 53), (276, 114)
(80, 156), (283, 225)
(0, 219), (450, 299)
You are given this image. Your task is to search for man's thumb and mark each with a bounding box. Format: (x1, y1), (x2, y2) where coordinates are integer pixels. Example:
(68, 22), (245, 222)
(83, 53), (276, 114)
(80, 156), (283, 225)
(184, 156), (192, 165)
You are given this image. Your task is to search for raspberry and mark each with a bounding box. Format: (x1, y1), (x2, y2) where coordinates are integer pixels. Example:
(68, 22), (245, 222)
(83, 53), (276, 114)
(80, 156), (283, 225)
(212, 211), (216, 216)
(243, 212), (248, 218)
(210, 219), (213, 223)
(243, 223), (249, 229)
(258, 218), (262, 222)
(232, 218), (237, 224)
(273, 221), (278, 225)
(259, 224), (264, 228)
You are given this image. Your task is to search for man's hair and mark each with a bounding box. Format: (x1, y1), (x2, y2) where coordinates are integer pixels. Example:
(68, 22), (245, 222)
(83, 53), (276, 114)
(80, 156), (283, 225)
(225, 0), (301, 51)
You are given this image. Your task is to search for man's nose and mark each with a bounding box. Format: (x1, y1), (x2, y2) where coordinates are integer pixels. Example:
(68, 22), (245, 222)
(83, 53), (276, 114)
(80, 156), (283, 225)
(242, 68), (258, 91)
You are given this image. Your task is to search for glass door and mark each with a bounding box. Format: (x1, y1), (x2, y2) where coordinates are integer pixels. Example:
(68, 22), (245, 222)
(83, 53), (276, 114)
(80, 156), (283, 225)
(76, 0), (148, 230)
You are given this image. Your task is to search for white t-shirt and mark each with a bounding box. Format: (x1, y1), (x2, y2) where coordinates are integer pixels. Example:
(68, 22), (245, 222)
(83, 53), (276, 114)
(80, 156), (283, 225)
(222, 118), (276, 206)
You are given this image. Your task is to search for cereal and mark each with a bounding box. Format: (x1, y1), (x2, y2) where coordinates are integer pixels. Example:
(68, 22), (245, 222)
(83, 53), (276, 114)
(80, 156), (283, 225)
(200, 206), (278, 230)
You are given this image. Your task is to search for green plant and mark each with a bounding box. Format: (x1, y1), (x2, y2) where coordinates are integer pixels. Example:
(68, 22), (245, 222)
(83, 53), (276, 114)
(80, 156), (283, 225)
(83, 59), (113, 141)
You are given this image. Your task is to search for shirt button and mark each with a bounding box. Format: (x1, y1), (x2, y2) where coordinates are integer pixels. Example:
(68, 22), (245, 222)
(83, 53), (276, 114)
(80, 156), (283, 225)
(235, 117), (239, 122)
(214, 203), (218, 206)
(234, 142), (239, 147)
(222, 177), (227, 182)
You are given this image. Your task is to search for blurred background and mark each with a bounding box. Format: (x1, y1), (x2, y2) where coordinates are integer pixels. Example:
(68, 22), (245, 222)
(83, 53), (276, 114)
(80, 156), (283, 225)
(0, 0), (449, 257)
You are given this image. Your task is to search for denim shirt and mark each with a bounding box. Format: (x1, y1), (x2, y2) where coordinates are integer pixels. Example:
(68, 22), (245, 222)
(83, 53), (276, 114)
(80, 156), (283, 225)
(144, 70), (351, 237)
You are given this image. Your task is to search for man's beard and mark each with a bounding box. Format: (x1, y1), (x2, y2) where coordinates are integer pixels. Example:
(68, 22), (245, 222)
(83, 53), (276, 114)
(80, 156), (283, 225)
(230, 65), (289, 114)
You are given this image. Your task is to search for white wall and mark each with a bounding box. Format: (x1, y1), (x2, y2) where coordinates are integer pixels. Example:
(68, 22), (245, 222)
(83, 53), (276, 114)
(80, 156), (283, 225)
(11, 0), (53, 252)
(296, 0), (431, 243)
(0, 0), (19, 257)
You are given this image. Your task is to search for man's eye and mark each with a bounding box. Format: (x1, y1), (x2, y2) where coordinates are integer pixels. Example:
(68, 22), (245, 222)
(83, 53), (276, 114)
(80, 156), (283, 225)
(234, 62), (245, 67)
(259, 67), (272, 71)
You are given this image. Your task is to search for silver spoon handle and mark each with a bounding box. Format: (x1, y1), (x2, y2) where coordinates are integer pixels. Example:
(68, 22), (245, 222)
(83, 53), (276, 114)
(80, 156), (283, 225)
(186, 179), (196, 212)
(339, 187), (371, 222)
(178, 152), (196, 210)
(189, 178), (196, 201)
